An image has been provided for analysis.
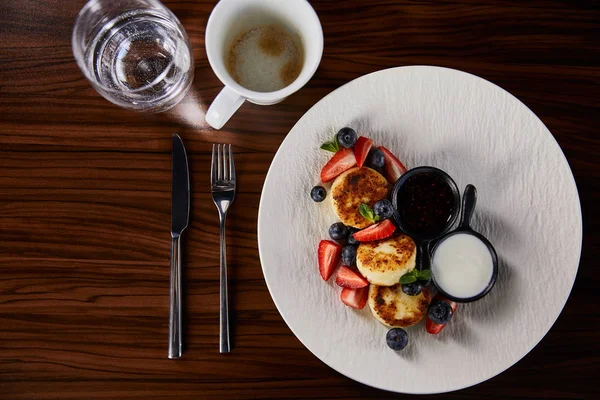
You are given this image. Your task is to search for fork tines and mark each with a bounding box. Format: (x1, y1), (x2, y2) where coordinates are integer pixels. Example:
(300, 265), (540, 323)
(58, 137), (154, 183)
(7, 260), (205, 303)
(211, 144), (235, 187)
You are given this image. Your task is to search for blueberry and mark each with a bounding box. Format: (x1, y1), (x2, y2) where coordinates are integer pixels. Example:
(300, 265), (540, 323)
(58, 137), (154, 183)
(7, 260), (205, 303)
(341, 245), (357, 266)
(386, 328), (408, 351)
(347, 228), (360, 246)
(336, 127), (357, 148)
(366, 148), (385, 168)
(329, 222), (349, 241)
(373, 199), (394, 219)
(428, 300), (453, 324)
(402, 281), (423, 296)
(311, 186), (326, 202)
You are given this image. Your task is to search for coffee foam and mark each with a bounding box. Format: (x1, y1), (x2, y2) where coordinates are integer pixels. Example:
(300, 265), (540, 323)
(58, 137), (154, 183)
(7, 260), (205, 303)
(227, 24), (303, 92)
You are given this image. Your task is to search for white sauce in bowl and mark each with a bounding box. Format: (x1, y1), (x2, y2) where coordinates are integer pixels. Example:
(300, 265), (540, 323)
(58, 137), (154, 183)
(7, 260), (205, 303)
(432, 233), (494, 299)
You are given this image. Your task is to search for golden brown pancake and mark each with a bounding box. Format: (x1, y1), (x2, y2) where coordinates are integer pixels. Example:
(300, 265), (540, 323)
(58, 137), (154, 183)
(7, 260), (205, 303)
(356, 234), (416, 286)
(330, 167), (390, 229)
(368, 283), (429, 328)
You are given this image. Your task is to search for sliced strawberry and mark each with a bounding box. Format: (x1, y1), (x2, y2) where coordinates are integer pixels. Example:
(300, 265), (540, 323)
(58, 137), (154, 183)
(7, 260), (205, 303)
(320, 148), (357, 183)
(335, 266), (369, 289)
(340, 286), (369, 309)
(318, 240), (342, 281)
(354, 136), (373, 168)
(352, 219), (396, 242)
(379, 146), (407, 184)
(422, 285), (437, 303)
(425, 295), (458, 334)
(425, 318), (445, 334)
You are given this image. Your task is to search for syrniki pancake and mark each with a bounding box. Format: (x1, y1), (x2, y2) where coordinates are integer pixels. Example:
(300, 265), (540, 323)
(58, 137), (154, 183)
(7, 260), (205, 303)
(368, 283), (429, 328)
(330, 167), (390, 229)
(356, 234), (416, 286)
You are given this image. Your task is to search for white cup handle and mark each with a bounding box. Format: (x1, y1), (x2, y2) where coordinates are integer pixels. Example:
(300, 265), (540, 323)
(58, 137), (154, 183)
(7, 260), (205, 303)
(205, 86), (245, 129)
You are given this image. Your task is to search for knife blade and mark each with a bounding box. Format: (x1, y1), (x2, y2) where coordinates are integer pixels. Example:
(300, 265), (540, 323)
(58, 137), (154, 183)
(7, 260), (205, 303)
(171, 134), (190, 235)
(169, 134), (190, 359)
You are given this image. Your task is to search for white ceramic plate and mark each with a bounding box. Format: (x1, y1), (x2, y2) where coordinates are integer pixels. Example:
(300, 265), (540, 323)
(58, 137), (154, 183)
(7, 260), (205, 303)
(257, 66), (582, 394)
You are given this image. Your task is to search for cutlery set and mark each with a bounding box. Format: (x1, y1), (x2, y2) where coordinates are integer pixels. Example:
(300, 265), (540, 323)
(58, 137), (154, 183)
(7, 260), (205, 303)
(169, 135), (235, 358)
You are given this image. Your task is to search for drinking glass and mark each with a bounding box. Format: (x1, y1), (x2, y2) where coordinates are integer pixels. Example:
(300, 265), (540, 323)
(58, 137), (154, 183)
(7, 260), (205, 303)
(72, 0), (194, 112)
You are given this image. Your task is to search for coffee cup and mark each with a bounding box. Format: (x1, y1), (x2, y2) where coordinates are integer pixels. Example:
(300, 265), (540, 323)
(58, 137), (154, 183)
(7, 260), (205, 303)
(205, 0), (323, 129)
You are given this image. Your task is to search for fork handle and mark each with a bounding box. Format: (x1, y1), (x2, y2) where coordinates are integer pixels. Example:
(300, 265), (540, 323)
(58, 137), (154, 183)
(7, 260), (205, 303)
(219, 217), (231, 353)
(168, 235), (183, 359)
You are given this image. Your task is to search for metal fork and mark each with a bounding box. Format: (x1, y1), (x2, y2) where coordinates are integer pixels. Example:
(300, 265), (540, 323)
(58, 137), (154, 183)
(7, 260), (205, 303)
(211, 144), (236, 353)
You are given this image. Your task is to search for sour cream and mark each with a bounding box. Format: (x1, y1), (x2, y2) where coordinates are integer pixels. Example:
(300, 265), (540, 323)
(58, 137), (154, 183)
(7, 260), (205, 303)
(432, 233), (494, 299)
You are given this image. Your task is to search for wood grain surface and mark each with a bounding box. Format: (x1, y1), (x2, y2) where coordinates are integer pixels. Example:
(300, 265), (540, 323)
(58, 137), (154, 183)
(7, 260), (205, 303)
(1, 0), (599, 399)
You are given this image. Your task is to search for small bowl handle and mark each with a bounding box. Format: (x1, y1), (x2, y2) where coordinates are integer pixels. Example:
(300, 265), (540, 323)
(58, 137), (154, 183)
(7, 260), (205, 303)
(417, 241), (431, 271)
(459, 184), (477, 230)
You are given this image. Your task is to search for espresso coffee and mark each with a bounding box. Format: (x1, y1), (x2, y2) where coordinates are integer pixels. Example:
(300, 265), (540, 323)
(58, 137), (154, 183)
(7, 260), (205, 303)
(227, 24), (304, 92)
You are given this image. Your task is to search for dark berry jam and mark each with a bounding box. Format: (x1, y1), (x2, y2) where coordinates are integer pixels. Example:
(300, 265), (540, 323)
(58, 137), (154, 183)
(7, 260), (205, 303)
(397, 172), (455, 236)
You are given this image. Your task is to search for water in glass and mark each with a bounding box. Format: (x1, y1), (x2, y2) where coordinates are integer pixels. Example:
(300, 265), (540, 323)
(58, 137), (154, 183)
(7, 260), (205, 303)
(74, 1), (193, 112)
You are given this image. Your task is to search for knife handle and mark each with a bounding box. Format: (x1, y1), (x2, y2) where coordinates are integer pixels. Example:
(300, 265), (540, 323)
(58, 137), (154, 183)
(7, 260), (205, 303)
(168, 234), (183, 359)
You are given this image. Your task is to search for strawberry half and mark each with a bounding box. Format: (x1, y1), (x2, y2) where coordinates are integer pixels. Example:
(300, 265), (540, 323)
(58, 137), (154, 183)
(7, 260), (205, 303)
(379, 146), (407, 184)
(320, 148), (357, 182)
(352, 219), (396, 242)
(425, 295), (458, 334)
(340, 286), (369, 309)
(354, 136), (373, 168)
(318, 240), (342, 281)
(335, 266), (369, 289)
(422, 285), (437, 303)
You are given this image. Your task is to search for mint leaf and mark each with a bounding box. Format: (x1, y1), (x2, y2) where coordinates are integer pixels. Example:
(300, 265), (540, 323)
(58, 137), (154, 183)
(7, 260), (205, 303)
(320, 134), (340, 153)
(332, 134), (340, 151)
(320, 142), (338, 152)
(417, 269), (432, 281)
(359, 203), (380, 223)
(400, 272), (417, 284)
(359, 203), (373, 220)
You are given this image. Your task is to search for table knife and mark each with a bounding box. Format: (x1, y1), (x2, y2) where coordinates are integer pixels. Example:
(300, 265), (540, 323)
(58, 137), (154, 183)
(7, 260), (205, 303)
(169, 134), (190, 359)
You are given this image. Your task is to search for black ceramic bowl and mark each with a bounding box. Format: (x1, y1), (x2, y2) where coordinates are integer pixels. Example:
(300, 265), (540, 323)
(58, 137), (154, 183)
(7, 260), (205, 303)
(390, 166), (461, 241)
(390, 166), (461, 271)
(430, 185), (498, 303)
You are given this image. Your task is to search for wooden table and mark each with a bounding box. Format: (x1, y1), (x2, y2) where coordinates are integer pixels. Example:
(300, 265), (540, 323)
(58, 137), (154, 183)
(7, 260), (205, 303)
(1, 1), (598, 398)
